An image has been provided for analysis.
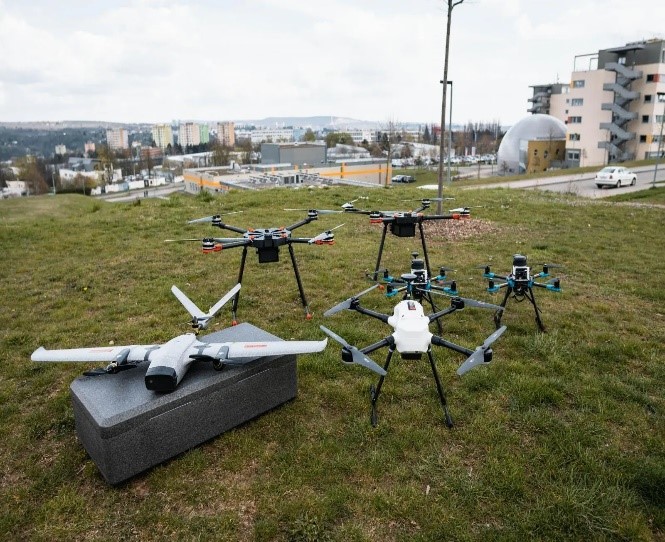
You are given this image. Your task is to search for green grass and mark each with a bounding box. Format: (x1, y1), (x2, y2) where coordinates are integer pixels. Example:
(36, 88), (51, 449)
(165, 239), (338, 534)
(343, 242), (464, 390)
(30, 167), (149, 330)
(605, 185), (665, 205)
(0, 186), (663, 541)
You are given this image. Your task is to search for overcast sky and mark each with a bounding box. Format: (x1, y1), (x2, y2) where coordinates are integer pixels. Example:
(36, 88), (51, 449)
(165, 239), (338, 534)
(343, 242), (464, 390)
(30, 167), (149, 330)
(1, 0), (663, 127)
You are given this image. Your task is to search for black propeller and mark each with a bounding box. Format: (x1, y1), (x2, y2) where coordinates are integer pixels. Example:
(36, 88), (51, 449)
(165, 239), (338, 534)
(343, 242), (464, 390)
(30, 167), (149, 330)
(423, 289), (504, 311)
(319, 326), (386, 376)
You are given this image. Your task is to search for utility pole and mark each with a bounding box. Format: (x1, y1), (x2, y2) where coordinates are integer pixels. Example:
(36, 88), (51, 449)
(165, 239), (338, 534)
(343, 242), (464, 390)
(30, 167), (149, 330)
(653, 92), (665, 188)
(437, 0), (465, 214)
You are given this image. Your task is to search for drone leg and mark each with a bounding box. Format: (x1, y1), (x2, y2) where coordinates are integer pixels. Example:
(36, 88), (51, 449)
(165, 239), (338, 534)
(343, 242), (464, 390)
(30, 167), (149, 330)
(418, 222), (433, 278)
(232, 246), (248, 325)
(425, 291), (443, 335)
(427, 349), (453, 428)
(527, 287), (546, 332)
(495, 286), (511, 329)
(372, 223), (389, 281)
(288, 243), (311, 319)
(369, 348), (394, 427)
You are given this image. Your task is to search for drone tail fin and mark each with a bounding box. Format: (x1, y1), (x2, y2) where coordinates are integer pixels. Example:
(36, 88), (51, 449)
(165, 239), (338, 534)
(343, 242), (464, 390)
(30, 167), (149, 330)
(171, 285), (207, 319)
(207, 283), (242, 319)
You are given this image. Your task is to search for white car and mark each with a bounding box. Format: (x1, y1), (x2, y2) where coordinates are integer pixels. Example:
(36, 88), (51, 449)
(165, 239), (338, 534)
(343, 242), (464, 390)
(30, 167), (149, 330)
(594, 166), (637, 189)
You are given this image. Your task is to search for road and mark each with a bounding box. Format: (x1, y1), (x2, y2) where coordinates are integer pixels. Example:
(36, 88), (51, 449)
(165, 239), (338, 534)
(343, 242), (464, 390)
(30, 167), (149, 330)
(469, 165), (665, 198)
(98, 183), (186, 203)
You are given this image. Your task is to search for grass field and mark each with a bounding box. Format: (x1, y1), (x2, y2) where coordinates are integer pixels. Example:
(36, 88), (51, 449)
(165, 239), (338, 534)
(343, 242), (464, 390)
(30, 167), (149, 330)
(0, 183), (663, 541)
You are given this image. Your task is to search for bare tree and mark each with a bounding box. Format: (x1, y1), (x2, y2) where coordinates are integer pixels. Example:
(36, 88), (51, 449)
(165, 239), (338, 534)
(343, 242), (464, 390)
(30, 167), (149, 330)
(437, 0), (465, 212)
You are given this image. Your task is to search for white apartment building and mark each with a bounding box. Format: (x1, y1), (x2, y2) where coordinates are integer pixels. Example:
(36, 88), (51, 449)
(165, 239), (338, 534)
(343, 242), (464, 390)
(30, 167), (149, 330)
(55, 144), (67, 155)
(152, 124), (174, 149)
(235, 127), (294, 144)
(179, 122), (202, 148)
(106, 128), (129, 150)
(529, 39), (665, 167)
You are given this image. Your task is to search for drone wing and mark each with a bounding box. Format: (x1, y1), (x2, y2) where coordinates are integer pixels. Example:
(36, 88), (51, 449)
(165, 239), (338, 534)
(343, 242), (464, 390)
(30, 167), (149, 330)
(31, 344), (158, 364)
(190, 339), (328, 364)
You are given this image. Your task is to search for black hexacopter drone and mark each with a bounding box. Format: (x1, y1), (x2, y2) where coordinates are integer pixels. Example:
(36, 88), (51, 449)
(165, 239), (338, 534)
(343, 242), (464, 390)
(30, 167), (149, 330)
(291, 198), (470, 283)
(320, 281), (507, 427)
(167, 210), (342, 322)
(365, 198), (471, 283)
(481, 253), (562, 332)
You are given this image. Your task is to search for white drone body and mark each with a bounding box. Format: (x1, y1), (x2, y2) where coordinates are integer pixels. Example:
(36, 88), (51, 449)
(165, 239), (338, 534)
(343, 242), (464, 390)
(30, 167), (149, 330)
(387, 300), (433, 355)
(31, 283), (327, 392)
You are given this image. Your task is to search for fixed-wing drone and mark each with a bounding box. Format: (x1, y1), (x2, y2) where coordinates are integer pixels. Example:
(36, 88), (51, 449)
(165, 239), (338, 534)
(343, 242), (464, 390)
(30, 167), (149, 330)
(167, 210), (342, 322)
(480, 254), (562, 332)
(31, 283), (327, 392)
(320, 280), (507, 427)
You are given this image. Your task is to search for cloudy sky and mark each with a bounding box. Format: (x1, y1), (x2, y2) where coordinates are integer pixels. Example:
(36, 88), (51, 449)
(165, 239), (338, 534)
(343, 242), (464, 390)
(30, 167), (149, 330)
(1, 0), (663, 126)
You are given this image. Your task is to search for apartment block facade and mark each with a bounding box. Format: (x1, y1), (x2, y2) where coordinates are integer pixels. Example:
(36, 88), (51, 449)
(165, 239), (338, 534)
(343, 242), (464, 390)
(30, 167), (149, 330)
(152, 124), (174, 150)
(529, 39), (665, 167)
(217, 122), (235, 147)
(105, 128), (129, 150)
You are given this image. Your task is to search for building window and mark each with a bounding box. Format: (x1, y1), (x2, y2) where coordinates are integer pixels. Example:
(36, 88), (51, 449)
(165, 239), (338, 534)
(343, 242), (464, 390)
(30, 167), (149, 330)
(646, 74), (662, 82)
(645, 95), (652, 103)
(569, 133), (581, 141)
(567, 116), (582, 124)
(567, 150), (580, 160)
(571, 98), (584, 106)
(640, 135), (647, 143)
(657, 115), (665, 124)
(572, 80), (585, 88)
(643, 115), (650, 123)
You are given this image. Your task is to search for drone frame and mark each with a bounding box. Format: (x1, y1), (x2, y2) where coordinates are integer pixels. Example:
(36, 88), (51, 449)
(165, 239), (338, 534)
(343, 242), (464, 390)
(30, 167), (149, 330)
(180, 210), (340, 322)
(322, 281), (505, 427)
(482, 254), (562, 332)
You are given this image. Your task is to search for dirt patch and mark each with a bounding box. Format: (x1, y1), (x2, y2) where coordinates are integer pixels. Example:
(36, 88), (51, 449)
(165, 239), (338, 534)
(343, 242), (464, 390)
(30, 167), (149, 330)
(423, 218), (500, 241)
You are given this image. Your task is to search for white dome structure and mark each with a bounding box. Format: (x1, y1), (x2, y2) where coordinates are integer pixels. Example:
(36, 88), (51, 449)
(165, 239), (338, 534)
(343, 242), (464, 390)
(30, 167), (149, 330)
(497, 114), (567, 174)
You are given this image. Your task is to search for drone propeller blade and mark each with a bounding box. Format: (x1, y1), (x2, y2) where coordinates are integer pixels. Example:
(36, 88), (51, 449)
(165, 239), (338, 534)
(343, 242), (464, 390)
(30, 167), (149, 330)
(457, 297), (504, 311)
(187, 211), (242, 224)
(308, 223), (344, 244)
(456, 325), (507, 376)
(164, 237), (240, 243)
(284, 208), (343, 214)
(324, 284), (379, 316)
(483, 325), (507, 349)
(171, 285), (206, 319)
(422, 290), (504, 311)
(319, 326), (386, 376)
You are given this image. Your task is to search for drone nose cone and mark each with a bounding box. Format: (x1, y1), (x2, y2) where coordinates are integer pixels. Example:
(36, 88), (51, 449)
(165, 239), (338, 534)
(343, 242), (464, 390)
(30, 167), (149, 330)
(145, 366), (178, 392)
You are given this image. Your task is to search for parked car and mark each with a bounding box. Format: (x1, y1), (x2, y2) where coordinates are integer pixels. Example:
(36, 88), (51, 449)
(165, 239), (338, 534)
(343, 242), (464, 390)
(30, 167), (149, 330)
(594, 166), (637, 188)
(391, 175), (416, 183)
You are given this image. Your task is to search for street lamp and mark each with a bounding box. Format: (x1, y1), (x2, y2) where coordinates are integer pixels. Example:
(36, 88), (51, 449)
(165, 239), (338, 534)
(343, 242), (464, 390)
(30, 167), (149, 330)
(437, 0), (465, 214)
(653, 92), (665, 188)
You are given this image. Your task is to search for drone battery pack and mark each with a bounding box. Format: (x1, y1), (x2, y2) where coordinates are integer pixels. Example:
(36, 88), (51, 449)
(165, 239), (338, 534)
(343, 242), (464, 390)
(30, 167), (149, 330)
(69, 323), (297, 485)
(390, 222), (416, 237)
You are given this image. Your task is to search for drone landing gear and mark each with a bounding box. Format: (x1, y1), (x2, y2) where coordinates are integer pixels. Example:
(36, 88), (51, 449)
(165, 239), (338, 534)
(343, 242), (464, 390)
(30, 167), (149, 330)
(372, 221), (433, 281)
(369, 348), (394, 427)
(229, 243), (313, 324)
(495, 286), (546, 332)
(368, 348), (453, 428)
(288, 243), (312, 319)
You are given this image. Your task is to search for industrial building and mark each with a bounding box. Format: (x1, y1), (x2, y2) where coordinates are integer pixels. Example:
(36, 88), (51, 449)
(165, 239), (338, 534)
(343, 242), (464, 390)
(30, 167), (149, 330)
(528, 38), (665, 167)
(261, 142), (327, 167)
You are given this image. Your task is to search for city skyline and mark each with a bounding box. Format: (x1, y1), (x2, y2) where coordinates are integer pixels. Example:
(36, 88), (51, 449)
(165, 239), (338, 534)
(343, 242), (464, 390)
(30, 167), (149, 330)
(1, 0), (663, 126)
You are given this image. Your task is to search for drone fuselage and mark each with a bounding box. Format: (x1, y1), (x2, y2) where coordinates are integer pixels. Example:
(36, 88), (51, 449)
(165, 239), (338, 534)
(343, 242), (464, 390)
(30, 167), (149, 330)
(387, 300), (433, 357)
(144, 334), (209, 392)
